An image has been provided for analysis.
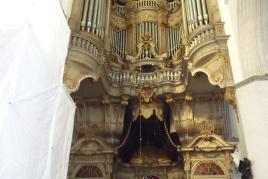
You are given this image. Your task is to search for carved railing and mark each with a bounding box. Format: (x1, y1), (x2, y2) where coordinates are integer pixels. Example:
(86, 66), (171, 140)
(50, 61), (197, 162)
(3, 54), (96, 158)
(113, 2), (126, 15)
(69, 33), (105, 64)
(168, 0), (180, 10)
(134, 0), (160, 10)
(188, 24), (215, 52)
(107, 68), (182, 87)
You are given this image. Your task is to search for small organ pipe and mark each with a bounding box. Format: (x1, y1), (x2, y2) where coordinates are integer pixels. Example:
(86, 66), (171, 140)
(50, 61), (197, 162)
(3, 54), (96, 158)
(111, 30), (114, 51)
(120, 30), (123, 56)
(148, 22), (151, 37)
(152, 23), (155, 42)
(169, 28), (172, 56)
(122, 30), (124, 57)
(115, 31), (118, 54)
(141, 23), (144, 39)
(125, 30), (127, 56)
(170, 28), (173, 53)
(145, 22), (148, 35)
(139, 23), (142, 41)
(166, 28), (170, 57)
(119, 31), (122, 56)
(173, 28), (176, 50)
(155, 24), (158, 44)
(175, 28), (179, 50)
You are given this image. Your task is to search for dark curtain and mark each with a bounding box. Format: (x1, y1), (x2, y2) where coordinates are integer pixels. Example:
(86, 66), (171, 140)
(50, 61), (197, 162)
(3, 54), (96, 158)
(118, 111), (181, 163)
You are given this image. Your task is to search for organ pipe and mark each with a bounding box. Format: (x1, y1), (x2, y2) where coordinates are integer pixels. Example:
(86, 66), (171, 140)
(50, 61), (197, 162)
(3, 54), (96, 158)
(166, 28), (170, 57)
(201, 0), (208, 24)
(81, 0), (89, 30)
(81, 0), (108, 39)
(92, 0), (98, 30)
(185, 0), (209, 32)
(191, 0), (198, 27)
(96, 0), (102, 35)
(87, 0), (94, 30)
(181, 0), (188, 35)
(188, 0), (194, 31)
(196, 0), (203, 25)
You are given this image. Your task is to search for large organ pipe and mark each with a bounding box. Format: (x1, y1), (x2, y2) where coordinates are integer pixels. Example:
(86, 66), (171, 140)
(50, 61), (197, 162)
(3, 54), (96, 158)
(188, 0), (194, 30)
(185, 0), (191, 32)
(92, 0), (99, 31)
(81, 0), (89, 30)
(191, 0), (198, 27)
(100, 0), (105, 38)
(96, 0), (102, 36)
(196, 0), (203, 25)
(181, 0), (188, 35)
(104, 0), (111, 47)
(201, 0), (208, 24)
(87, 0), (94, 31)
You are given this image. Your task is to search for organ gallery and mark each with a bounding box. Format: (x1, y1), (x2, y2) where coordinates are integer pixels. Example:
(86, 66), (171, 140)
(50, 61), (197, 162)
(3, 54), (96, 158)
(64, 0), (238, 178)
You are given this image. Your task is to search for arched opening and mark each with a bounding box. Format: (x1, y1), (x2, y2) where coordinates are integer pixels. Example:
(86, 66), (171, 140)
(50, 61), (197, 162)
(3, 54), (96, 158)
(193, 162), (226, 179)
(75, 165), (103, 179)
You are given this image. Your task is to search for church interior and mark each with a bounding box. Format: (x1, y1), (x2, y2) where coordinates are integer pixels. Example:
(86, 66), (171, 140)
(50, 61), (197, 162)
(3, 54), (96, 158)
(1, 0), (267, 179)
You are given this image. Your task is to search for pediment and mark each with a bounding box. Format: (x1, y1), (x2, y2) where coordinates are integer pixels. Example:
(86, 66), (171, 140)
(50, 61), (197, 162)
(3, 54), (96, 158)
(71, 138), (114, 155)
(182, 133), (235, 152)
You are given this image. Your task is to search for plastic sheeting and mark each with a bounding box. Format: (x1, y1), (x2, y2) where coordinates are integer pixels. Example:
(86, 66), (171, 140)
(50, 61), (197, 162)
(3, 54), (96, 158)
(0, 0), (75, 178)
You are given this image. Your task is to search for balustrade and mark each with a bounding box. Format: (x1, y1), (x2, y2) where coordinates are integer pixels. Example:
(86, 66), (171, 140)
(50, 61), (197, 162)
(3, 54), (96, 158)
(188, 25), (215, 51)
(108, 69), (182, 86)
(70, 33), (103, 60)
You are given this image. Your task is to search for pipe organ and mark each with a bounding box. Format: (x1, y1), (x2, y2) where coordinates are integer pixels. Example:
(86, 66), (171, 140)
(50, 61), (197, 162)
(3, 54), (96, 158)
(166, 26), (181, 58)
(137, 21), (158, 44)
(111, 29), (127, 58)
(67, 0), (237, 179)
(81, 0), (107, 39)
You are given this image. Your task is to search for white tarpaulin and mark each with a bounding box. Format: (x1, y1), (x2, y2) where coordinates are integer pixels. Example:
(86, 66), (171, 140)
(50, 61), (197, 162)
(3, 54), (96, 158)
(0, 0), (75, 178)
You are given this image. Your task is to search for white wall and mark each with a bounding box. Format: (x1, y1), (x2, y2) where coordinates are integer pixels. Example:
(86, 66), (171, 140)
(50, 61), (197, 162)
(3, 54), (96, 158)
(218, 0), (268, 178)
